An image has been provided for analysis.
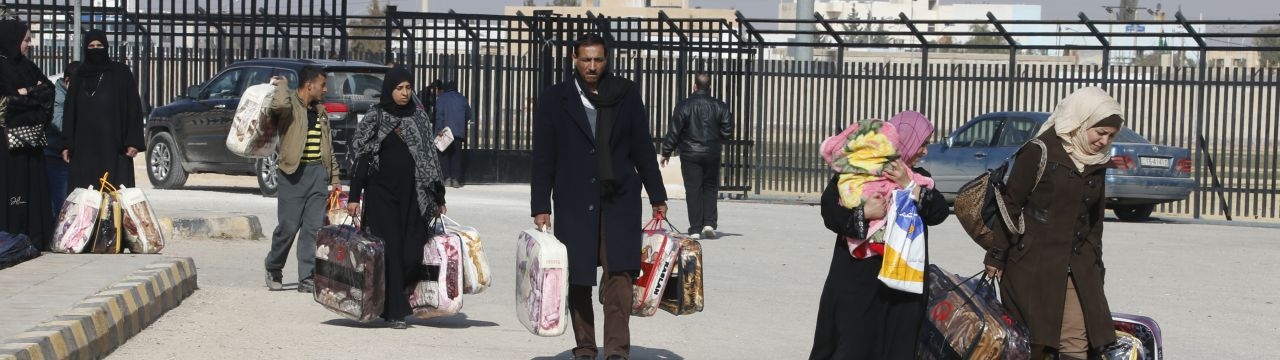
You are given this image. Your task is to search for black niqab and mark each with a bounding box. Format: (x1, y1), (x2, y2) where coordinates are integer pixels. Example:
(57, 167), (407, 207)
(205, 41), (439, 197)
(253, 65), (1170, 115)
(78, 30), (111, 78)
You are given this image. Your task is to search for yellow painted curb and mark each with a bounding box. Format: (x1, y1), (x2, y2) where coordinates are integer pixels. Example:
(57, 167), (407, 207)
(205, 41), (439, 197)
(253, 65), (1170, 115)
(0, 258), (197, 360)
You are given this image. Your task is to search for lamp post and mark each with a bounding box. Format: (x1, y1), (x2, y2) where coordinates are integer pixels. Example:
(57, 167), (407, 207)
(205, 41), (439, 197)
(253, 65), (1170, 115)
(1102, 2), (1161, 63)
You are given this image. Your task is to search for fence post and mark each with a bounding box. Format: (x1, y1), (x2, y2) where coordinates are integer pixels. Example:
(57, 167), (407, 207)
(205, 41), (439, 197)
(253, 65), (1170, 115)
(1079, 13), (1111, 89)
(900, 13), (929, 116)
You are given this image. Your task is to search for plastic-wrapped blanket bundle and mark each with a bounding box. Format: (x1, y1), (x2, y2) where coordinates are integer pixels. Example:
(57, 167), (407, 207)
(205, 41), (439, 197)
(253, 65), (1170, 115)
(313, 225), (385, 322)
(117, 186), (165, 254)
(631, 218), (681, 317)
(411, 232), (464, 319)
(442, 215), (490, 294)
(659, 235), (704, 316)
(226, 83), (279, 158)
(52, 187), (102, 254)
(515, 228), (569, 336)
(918, 265), (1031, 360)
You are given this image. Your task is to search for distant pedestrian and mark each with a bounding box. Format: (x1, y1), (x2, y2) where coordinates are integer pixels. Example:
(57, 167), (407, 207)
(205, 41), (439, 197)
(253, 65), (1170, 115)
(0, 18), (56, 250)
(47, 61), (77, 215)
(418, 79), (441, 124)
(660, 74), (733, 239)
(62, 29), (145, 189)
(434, 80), (472, 188)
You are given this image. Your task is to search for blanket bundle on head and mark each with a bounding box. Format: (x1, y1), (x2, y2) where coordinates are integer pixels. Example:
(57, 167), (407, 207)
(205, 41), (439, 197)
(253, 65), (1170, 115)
(820, 118), (934, 255)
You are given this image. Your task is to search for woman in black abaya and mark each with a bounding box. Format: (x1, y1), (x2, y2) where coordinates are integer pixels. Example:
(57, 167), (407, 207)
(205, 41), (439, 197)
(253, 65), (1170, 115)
(63, 29), (145, 189)
(0, 19), (55, 250)
(347, 67), (447, 329)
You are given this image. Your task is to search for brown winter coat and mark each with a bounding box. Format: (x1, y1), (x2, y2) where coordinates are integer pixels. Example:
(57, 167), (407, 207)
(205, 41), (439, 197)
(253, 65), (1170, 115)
(983, 130), (1117, 352)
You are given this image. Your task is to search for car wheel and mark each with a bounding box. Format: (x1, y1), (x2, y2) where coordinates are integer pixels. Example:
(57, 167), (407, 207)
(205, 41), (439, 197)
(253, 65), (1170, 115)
(1113, 204), (1155, 222)
(256, 152), (280, 197)
(147, 132), (188, 189)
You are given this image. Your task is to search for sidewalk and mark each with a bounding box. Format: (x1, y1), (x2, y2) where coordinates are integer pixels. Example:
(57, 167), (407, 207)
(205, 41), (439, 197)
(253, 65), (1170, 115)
(0, 255), (197, 360)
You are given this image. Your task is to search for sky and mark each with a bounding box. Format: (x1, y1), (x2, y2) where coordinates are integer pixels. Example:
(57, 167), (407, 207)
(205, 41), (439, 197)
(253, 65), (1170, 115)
(391, 0), (1280, 21)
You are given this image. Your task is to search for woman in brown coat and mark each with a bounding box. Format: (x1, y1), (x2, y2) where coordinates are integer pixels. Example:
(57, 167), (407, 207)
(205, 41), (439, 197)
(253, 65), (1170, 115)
(983, 87), (1123, 359)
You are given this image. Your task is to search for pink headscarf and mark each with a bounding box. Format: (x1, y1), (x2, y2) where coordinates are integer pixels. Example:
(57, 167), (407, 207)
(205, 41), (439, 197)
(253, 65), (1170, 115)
(888, 111), (935, 163)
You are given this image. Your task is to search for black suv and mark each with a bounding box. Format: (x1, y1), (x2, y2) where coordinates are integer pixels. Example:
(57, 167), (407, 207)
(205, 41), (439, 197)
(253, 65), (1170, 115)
(145, 59), (387, 196)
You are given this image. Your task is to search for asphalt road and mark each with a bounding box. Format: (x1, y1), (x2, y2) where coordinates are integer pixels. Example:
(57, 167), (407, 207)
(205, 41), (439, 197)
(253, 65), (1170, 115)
(108, 172), (1280, 359)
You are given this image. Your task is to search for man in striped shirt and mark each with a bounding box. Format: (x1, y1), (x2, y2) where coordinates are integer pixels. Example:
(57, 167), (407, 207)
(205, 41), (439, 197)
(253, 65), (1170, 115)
(263, 66), (340, 293)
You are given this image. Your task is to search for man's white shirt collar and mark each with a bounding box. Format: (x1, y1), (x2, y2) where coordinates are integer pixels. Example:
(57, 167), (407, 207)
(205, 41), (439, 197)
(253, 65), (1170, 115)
(573, 80), (596, 110)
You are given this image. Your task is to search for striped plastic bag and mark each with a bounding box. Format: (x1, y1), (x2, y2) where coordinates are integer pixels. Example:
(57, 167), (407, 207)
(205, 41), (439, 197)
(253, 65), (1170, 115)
(877, 188), (927, 294)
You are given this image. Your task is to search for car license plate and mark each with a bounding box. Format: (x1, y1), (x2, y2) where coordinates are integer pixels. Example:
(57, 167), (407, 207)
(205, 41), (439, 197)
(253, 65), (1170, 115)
(1139, 157), (1170, 168)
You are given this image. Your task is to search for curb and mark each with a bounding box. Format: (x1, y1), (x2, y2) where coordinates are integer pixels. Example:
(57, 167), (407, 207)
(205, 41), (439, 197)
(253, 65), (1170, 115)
(0, 258), (198, 360)
(160, 216), (265, 241)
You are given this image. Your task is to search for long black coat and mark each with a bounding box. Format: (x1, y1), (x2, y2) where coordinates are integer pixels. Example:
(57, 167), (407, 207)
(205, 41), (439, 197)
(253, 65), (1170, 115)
(984, 130), (1116, 351)
(64, 62), (145, 189)
(530, 78), (668, 286)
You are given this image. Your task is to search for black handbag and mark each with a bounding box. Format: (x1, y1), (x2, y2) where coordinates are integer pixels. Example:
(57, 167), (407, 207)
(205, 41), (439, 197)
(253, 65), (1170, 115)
(5, 123), (48, 150)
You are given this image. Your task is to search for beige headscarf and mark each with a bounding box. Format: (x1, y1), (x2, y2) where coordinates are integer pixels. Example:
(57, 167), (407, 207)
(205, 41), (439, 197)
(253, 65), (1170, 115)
(1037, 87), (1125, 171)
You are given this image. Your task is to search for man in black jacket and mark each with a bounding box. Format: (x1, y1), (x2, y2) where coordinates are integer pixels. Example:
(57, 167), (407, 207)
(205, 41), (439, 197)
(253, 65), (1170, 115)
(660, 74), (733, 239)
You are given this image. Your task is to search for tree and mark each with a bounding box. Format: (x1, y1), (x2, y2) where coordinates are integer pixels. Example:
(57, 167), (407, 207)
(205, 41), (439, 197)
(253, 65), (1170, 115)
(839, 8), (889, 45)
(1256, 26), (1280, 68)
(962, 24), (1008, 54)
(546, 0), (579, 5)
(523, 0), (536, 5)
(348, 0), (385, 56)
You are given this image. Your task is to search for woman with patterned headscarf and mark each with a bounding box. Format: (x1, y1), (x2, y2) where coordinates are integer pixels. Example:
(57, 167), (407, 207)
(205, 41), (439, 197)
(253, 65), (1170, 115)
(62, 29), (145, 190)
(346, 66), (447, 329)
(810, 111), (949, 359)
(984, 87), (1124, 359)
(0, 18), (56, 250)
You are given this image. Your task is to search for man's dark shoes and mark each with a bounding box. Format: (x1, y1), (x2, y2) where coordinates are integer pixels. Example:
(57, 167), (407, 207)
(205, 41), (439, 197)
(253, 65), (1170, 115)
(297, 277), (315, 293)
(265, 271), (283, 291)
(391, 320), (409, 329)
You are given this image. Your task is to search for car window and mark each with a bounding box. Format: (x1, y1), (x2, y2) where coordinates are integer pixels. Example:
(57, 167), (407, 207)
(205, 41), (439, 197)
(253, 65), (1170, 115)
(238, 67), (275, 94)
(275, 69), (299, 88)
(1116, 128), (1148, 143)
(996, 117), (1040, 147)
(203, 69), (243, 100)
(950, 117), (1003, 148)
(325, 71), (386, 101)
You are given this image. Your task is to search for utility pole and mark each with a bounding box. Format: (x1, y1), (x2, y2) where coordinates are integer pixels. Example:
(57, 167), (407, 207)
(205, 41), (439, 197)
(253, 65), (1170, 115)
(794, 0), (814, 61)
(74, 0), (82, 61)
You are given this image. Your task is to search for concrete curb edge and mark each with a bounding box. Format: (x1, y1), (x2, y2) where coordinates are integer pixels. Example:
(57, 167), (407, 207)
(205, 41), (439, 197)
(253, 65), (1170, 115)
(160, 216), (265, 241)
(0, 257), (199, 360)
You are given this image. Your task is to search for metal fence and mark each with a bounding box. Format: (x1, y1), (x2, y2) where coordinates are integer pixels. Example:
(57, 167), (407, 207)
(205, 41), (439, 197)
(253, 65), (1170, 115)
(4, 0), (1280, 220)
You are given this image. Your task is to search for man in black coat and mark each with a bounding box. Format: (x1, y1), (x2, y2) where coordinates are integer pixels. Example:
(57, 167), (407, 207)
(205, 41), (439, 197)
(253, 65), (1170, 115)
(660, 74), (734, 239)
(530, 33), (668, 360)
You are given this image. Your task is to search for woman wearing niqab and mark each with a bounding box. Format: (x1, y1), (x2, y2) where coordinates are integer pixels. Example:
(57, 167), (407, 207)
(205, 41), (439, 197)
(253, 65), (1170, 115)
(63, 29), (145, 190)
